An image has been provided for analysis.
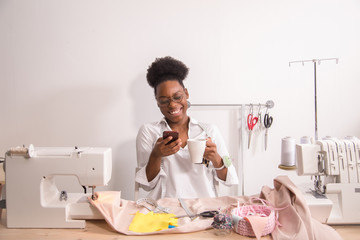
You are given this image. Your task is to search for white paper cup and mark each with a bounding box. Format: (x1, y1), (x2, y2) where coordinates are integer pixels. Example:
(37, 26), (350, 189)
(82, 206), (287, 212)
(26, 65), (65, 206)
(187, 139), (206, 164)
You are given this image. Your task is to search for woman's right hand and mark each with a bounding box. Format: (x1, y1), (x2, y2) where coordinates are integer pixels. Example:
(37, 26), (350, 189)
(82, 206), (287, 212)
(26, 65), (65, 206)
(146, 136), (181, 182)
(152, 136), (182, 158)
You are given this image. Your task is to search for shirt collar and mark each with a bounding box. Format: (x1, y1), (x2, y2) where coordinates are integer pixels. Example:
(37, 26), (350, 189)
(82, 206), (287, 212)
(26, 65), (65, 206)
(189, 116), (199, 125)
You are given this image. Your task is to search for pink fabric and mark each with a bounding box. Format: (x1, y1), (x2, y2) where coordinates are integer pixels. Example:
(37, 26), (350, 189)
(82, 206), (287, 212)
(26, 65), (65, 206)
(245, 215), (269, 240)
(89, 176), (343, 239)
(260, 175), (342, 240)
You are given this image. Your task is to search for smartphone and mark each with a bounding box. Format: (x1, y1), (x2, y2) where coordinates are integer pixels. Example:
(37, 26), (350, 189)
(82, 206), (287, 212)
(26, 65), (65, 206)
(163, 131), (179, 145)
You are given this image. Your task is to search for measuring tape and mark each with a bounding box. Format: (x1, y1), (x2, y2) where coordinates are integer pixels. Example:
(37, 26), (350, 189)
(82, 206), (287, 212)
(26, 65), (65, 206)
(136, 198), (170, 213)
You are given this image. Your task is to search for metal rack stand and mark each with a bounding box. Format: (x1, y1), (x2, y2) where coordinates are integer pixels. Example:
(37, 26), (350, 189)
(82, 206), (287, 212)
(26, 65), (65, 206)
(289, 58), (339, 141)
(190, 100), (274, 196)
(191, 100), (274, 109)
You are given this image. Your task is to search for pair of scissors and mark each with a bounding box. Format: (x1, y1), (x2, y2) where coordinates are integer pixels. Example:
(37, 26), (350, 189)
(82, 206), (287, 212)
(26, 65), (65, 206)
(174, 210), (218, 219)
(247, 105), (259, 149)
(256, 104), (262, 132)
(264, 112), (273, 150)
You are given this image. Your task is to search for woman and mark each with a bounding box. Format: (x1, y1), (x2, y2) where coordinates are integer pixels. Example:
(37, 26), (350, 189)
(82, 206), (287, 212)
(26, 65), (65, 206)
(135, 56), (238, 200)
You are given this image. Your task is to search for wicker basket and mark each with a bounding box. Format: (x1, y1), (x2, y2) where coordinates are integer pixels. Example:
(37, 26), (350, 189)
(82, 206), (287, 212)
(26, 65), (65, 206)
(231, 203), (276, 237)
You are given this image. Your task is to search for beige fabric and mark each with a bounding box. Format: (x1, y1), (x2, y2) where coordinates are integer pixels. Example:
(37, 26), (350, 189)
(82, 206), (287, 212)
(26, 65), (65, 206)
(89, 191), (249, 235)
(260, 175), (342, 240)
(89, 176), (342, 239)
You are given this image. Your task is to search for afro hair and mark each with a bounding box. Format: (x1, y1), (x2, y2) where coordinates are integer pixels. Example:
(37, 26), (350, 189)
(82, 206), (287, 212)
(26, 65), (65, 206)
(146, 56), (189, 92)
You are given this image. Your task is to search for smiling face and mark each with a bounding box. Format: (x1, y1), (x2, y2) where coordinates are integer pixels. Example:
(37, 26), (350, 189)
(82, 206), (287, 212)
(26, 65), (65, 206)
(155, 80), (189, 126)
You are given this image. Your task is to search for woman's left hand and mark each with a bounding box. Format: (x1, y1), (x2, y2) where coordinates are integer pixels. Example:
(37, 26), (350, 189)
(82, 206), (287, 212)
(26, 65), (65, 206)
(204, 137), (227, 181)
(203, 137), (222, 165)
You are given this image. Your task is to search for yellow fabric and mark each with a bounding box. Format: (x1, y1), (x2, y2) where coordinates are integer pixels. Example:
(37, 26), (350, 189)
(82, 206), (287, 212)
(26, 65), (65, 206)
(128, 211), (178, 233)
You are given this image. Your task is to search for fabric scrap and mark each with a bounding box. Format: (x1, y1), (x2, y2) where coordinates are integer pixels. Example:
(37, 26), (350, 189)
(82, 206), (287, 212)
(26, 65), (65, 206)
(244, 215), (269, 240)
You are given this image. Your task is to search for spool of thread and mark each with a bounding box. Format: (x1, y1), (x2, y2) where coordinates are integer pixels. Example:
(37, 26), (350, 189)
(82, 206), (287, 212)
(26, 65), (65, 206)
(281, 137), (296, 166)
(9, 147), (28, 155)
(9, 144), (34, 158)
(300, 136), (314, 144)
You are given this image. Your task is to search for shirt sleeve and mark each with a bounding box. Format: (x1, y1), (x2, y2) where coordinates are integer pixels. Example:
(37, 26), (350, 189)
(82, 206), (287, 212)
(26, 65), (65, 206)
(135, 124), (167, 190)
(208, 124), (239, 186)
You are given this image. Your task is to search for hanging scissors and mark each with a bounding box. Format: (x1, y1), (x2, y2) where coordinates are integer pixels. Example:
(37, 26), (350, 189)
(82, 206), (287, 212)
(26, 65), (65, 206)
(247, 104), (258, 149)
(264, 110), (273, 151)
(256, 103), (262, 132)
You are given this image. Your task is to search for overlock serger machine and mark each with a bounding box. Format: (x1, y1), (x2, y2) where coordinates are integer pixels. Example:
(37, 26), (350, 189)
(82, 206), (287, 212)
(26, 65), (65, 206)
(4, 145), (112, 228)
(296, 136), (360, 224)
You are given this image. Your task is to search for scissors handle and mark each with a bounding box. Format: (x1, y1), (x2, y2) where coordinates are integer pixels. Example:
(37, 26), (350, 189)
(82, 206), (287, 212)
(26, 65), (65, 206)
(264, 113), (273, 128)
(200, 210), (219, 218)
(175, 210), (219, 219)
(247, 114), (258, 130)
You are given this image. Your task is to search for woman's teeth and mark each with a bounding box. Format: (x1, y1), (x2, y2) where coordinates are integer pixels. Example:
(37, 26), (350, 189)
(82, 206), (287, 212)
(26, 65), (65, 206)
(170, 109), (181, 115)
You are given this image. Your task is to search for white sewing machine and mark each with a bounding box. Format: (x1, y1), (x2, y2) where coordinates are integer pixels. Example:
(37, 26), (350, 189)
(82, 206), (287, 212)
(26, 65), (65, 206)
(296, 136), (360, 224)
(4, 145), (112, 228)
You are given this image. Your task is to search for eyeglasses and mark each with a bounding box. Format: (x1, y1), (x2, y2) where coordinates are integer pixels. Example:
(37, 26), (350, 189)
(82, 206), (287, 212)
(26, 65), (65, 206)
(157, 92), (185, 107)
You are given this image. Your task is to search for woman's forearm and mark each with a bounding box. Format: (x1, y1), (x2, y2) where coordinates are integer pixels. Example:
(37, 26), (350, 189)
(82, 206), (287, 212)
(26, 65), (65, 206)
(145, 151), (162, 182)
(212, 154), (227, 181)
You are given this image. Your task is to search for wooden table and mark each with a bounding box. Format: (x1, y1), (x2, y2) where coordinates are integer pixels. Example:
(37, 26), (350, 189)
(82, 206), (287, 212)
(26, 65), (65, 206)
(1, 210), (359, 240)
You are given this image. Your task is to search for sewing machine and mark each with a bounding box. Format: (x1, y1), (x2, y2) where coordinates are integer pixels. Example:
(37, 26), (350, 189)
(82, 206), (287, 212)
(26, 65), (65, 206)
(296, 136), (360, 224)
(4, 145), (112, 228)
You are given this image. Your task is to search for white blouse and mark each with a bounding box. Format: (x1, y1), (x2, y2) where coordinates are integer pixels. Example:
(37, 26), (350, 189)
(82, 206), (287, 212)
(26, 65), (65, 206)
(135, 117), (238, 200)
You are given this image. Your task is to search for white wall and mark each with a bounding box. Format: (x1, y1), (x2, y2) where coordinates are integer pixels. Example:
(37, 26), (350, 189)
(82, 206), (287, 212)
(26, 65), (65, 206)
(1, 0), (360, 199)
